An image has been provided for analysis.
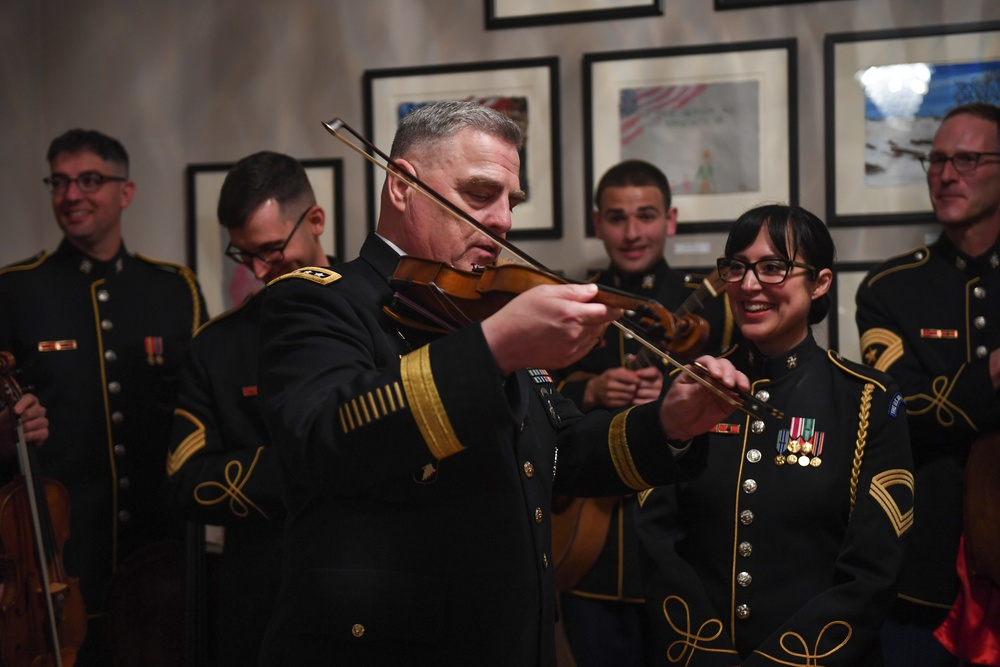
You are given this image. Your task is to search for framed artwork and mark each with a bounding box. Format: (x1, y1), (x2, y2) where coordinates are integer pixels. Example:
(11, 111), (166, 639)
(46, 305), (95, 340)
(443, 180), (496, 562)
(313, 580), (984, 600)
(584, 39), (797, 235)
(363, 57), (561, 239)
(715, 0), (849, 9)
(827, 261), (877, 362)
(825, 21), (1000, 226)
(185, 158), (344, 318)
(485, 0), (663, 29)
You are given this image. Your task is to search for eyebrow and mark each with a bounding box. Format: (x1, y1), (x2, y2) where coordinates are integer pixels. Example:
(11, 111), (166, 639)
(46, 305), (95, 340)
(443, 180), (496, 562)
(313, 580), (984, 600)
(602, 205), (661, 216)
(465, 175), (527, 206)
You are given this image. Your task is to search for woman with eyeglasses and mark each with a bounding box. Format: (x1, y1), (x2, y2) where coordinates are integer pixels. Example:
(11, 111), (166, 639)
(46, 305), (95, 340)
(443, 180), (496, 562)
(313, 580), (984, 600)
(634, 204), (915, 666)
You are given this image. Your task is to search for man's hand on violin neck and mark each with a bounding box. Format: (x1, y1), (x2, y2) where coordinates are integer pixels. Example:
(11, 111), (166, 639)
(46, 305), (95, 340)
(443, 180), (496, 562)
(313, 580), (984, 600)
(482, 283), (623, 376)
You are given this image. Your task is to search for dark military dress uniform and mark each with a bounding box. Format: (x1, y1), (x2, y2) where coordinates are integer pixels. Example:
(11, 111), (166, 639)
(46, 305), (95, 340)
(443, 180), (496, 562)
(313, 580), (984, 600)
(164, 290), (283, 666)
(856, 234), (1000, 611)
(165, 253), (335, 665)
(634, 334), (914, 666)
(255, 234), (707, 667)
(0, 241), (205, 646)
(554, 259), (737, 664)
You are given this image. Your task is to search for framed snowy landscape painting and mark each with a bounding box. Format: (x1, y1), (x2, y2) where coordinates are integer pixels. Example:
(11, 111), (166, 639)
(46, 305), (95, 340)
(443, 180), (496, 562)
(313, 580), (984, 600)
(824, 21), (1000, 226)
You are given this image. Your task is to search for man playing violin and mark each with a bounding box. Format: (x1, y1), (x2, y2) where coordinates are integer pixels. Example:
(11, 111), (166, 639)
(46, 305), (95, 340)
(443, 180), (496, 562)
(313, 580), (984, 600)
(255, 100), (749, 666)
(555, 160), (737, 667)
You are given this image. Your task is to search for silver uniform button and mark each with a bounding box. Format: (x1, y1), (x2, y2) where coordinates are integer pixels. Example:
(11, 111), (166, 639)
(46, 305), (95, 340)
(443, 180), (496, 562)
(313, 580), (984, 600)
(738, 541), (752, 557)
(104, 350), (117, 362)
(543, 553), (549, 569)
(974, 286), (986, 299)
(113, 444), (126, 457)
(754, 389), (770, 403)
(977, 346), (989, 359)
(736, 604), (750, 620)
(535, 507), (544, 524)
(974, 316), (986, 329)
(101, 319), (113, 331)
(118, 510), (130, 523)
(108, 381), (121, 394)
(740, 510), (754, 525)
(751, 420), (765, 435)
(523, 461), (535, 478)
(747, 449), (762, 463)
(97, 290), (110, 302)
(111, 411), (124, 424)
(742, 479), (758, 494)
(737, 571), (752, 587)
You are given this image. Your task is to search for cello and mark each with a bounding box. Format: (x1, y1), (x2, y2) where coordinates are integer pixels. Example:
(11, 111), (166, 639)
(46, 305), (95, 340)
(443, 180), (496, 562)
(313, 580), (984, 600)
(0, 351), (86, 667)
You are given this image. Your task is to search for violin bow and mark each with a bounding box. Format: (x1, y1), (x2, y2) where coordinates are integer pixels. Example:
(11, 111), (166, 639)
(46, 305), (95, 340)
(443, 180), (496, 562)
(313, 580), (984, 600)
(322, 118), (781, 422)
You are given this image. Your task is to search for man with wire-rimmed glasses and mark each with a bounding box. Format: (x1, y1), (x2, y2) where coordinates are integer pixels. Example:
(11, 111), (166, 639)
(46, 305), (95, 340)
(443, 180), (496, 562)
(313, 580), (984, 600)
(0, 128), (207, 665)
(857, 103), (1000, 667)
(165, 150), (334, 666)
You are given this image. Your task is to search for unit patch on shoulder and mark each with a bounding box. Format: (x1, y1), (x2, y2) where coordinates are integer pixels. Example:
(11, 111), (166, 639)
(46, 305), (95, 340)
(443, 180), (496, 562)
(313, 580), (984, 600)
(888, 392), (904, 418)
(267, 267), (342, 287)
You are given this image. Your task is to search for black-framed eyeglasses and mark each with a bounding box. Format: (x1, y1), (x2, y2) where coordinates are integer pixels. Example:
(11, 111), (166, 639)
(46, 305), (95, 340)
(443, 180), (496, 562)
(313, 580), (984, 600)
(919, 151), (1000, 174)
(224, 205), (312, 267)
(717, 257), (817, 285)
(43, 171), (127, 195)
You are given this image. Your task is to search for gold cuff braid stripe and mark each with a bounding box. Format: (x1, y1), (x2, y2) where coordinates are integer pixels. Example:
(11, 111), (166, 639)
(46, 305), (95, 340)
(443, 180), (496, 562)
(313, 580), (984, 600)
(609, 407), (649, 491)
(859, 327), (904, 372)
(400, 347), (464, 459)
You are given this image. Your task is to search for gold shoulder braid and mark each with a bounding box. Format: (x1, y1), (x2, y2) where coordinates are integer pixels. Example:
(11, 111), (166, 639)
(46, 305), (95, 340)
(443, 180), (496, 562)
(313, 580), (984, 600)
(849, 383), (874, 518)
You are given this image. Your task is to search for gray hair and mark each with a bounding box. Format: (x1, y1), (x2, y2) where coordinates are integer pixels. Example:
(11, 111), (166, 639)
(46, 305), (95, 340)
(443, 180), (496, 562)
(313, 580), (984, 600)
(389, 100), (524, 159)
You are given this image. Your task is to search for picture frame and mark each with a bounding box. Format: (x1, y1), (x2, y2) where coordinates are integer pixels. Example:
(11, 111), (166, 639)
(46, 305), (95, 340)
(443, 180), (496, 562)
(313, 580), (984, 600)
(485, 0), (663, 30)
(584, 39), (797, 235)
(185, 158), (344, 318)
(363, 57), (561, 239)
(826, 261), (877, 362)
(715, 0), (848, 9)
(824, 21), (1000, 226)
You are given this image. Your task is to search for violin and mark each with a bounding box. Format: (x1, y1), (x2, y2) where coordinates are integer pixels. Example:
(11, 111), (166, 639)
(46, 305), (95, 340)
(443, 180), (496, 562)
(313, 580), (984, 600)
(0, 351), (86, 667)
(323, 118), (781, 421)
(388, 257), (710, 359)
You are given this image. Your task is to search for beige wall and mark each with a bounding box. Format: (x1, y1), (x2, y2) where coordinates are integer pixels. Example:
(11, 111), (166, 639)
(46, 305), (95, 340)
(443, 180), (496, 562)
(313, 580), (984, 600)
(2, 0), (996, 321)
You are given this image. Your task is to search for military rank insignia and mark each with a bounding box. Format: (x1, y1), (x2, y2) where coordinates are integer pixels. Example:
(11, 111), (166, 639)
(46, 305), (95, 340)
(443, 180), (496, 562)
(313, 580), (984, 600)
(144, 336), (164, 365)
(775, 417), (825, 467)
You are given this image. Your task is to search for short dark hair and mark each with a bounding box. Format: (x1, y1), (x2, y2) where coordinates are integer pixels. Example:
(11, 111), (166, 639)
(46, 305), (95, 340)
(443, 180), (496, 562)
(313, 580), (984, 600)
(594, 160), (672, 210)
(389, 100), (523, 160)
(942, 103), (1000, 149)
(47, 129), (129, 174)
(724, 204), (835, 325)
(217, 151), (316, 229)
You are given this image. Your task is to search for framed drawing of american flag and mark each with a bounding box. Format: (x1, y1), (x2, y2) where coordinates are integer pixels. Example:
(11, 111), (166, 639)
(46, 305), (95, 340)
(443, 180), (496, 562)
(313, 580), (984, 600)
(583, 40), (798, 234)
